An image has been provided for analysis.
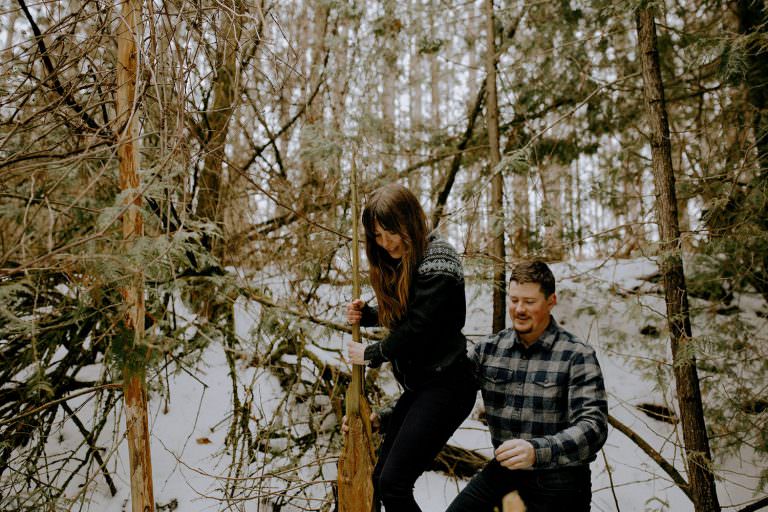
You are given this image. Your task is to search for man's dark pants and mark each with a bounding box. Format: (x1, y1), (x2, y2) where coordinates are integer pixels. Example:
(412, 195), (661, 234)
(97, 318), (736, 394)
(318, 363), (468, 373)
(446, 458), (592, 512)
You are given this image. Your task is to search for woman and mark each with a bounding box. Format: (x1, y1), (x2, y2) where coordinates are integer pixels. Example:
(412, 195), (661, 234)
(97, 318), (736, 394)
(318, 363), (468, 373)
(346, 183), (477, 512)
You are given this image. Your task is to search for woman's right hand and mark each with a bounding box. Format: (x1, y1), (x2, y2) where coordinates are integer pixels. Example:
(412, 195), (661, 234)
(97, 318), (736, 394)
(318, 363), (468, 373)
(342, 412), (381, 434)
(346, 299), (365, 325)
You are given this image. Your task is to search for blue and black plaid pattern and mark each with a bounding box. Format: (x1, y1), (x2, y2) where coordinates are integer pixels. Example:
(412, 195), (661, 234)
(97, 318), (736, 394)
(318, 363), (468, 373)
(470, 318), (608, 469)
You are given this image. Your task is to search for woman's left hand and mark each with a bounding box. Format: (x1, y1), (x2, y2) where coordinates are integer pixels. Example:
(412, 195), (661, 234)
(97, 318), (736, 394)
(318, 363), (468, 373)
(347, 341), (366, 365)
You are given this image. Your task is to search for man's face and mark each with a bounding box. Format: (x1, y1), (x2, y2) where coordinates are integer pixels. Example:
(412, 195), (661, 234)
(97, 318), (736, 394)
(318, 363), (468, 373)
(507, 281), (556, 345)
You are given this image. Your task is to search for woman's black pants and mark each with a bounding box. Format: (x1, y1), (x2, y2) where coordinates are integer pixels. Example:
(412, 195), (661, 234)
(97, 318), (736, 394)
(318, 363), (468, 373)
(372, 366), (477, 512)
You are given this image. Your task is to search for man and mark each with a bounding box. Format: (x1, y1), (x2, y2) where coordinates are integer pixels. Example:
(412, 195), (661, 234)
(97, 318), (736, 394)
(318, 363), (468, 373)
(447, 260), (608, 512)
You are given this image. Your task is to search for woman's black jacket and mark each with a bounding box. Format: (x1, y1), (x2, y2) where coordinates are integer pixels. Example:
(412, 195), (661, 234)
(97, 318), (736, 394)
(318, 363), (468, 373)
(361, 234), (468, 390)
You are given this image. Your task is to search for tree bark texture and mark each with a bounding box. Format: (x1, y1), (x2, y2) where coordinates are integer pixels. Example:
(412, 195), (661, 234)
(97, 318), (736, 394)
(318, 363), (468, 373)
(116, 1), (154, 511)
(636, 8), (720, 512)
(485, 0), (506, 332)
(123, 373), (154, 512)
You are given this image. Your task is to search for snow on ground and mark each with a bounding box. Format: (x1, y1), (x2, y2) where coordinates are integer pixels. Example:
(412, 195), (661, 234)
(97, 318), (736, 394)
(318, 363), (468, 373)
(38, 257), (767, 511)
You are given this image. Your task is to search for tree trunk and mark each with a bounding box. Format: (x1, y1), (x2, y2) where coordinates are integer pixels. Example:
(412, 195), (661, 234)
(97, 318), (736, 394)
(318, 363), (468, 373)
(299, 2), (329, 200)
(429, 4), (442, 191)
(635, 8), (720, 512)
(196, 0), (243, 257)
(541, 162), (564, 260)
(2, 2), (18, 61)
(485, 0), (505, 332)
(381, 0), (397, 173)
(116, 1), (154, 511)
(408, 0), (423, 195)
(737, 0), (768, 180)
(431, 79), (486, 229)
(619, 148), (644, 258)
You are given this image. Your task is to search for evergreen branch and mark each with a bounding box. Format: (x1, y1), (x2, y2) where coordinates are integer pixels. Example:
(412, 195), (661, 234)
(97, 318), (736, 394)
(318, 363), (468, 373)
(607, 414), (692, 500)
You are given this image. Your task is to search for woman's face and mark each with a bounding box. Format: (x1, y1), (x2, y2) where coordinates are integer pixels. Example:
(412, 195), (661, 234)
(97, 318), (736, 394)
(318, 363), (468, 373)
(373, 220), (404, 260)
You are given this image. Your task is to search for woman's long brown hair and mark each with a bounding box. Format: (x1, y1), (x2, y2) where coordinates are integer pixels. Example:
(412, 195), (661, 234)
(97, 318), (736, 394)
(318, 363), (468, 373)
(362, 184), (429, 328)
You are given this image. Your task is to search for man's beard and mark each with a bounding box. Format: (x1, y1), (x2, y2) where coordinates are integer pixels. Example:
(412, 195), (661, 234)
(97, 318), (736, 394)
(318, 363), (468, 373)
(513, 317), (532, 334)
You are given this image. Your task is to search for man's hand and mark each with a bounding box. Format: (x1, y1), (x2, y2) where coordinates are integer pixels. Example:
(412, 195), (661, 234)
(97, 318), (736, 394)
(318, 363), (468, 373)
(341, 412), (381, 434)
(347, 340), (366, 365)
(495, 439), (536, 470)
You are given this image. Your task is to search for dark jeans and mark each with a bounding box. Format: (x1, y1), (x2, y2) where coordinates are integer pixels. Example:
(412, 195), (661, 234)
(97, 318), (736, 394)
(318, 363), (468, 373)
(446, 459), (592, 512)
(373, 362), (477, 512)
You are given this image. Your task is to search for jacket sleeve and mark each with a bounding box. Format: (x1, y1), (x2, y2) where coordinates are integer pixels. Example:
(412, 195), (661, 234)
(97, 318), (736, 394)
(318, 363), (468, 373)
(363, 271), (461, 366)
(528, 349), (609, 468)
(360, 304), (379, 327)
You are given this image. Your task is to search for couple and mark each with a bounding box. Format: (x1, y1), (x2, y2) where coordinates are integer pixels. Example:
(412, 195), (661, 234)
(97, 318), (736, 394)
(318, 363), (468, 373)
(344, 183), (608, 512)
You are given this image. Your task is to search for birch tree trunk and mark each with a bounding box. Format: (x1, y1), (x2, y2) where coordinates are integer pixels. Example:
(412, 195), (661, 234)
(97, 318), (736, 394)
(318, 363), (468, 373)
(485, 0), (505, 332)
(636, 8), (720, 512)
(116, 1), (154, 511)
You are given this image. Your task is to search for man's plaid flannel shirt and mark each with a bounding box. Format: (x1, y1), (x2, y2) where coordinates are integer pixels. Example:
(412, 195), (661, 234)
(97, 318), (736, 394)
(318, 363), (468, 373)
(470, 317), (608, 469)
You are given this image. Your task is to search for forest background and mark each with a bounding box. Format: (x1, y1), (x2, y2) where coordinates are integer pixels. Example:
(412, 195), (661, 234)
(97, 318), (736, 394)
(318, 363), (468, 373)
(1, 0), (767, 511)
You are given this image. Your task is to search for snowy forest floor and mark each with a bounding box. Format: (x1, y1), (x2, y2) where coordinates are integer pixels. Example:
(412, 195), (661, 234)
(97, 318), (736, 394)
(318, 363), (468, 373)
(30, 257), (768, 512)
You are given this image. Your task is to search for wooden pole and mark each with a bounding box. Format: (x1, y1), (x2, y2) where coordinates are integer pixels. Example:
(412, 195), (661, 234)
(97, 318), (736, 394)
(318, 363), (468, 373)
(116, 1), (155, 511)
(347, 158), (363, 416)
(337, 158), (375, 511)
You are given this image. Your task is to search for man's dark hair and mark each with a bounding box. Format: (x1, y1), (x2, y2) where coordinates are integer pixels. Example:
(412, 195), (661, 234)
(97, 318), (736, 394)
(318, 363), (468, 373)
(508, 260), (556, 297)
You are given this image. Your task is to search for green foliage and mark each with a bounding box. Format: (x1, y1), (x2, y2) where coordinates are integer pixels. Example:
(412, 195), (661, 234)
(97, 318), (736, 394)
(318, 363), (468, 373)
(418, 36), (443, 55)
(496, 148), (530, 176)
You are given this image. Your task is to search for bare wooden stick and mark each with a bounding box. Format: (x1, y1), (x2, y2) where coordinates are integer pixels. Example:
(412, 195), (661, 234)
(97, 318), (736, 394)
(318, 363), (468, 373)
(337, 156), (375, 511)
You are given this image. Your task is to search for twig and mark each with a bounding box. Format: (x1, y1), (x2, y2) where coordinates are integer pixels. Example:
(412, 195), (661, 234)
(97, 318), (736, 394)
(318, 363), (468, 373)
(60, 401), (117, 496)
(240, 286), (384, 341)
(0, 383), (122, 427)
(607, 414), (692, 500)
(17, 0), (102, 132)
(736, 496), (768, 512)
(601, 448), (621, 511)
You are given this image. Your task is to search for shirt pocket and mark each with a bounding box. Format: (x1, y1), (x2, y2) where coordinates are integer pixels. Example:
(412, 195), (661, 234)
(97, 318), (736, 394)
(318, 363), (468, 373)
(530, 373), (565, 411)
(481, 365), (516, 408)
